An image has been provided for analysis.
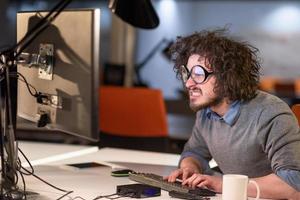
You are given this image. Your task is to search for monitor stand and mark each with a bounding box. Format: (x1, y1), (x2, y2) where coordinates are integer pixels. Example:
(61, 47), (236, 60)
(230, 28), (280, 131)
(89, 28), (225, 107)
(0, 188), (39, 200)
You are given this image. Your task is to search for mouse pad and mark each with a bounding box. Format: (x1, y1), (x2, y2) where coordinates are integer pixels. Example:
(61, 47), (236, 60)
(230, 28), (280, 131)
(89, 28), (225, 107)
(67, 162), (107, 169)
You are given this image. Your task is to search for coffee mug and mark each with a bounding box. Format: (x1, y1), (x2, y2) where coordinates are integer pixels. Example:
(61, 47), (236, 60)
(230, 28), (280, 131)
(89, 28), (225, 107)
(222, 174), (260, 200)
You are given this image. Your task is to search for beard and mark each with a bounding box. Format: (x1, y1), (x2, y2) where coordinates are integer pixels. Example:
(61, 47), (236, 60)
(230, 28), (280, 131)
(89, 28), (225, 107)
(189, 95), (223, 112)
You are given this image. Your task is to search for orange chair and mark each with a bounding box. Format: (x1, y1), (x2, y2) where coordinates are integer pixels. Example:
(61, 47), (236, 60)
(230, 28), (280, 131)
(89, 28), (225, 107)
(99, 86), (169, 152)
(259, 77), (296, 97)
(274, 81), (295, 98)
(292, 104), (300, 126)
(295, 79), (300, 97)
(259, 77), (280, 93)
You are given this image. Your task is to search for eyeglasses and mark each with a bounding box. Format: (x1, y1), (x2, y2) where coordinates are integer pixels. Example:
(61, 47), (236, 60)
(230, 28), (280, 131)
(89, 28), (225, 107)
(180, 65), (214, 84)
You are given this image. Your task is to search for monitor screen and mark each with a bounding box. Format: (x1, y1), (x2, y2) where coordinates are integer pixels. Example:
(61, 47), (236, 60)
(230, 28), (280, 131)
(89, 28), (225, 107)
(16, 9), (100, 142)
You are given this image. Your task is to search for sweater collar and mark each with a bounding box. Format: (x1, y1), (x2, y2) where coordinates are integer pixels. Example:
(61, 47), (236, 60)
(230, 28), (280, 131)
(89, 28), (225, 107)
(205, 100), (241, 126)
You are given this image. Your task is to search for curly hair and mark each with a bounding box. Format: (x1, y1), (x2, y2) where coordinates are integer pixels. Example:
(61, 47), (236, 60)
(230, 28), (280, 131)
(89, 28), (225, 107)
(169, 28), (261, 102)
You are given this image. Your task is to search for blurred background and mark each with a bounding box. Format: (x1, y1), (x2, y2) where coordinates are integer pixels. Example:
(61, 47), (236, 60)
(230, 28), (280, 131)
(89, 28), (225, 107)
(2, 0), (300, 98)
(0, 0), (300, 99)
(2, 0), (300, 152)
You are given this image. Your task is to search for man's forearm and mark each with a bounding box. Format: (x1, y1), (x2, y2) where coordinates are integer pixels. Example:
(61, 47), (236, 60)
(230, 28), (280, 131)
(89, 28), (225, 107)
(250, 173), (299, 199)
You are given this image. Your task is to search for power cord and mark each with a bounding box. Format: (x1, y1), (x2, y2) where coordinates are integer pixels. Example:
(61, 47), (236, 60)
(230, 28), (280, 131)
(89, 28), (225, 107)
(11, 72), (54, 107)
(18, 147), (74, 200)
(6, 147), (137, 200)
(72, 196), (87, 200)
(7, 73), (133, 200)
(92, 193), (135, 200)
(10, 72), (38, 97)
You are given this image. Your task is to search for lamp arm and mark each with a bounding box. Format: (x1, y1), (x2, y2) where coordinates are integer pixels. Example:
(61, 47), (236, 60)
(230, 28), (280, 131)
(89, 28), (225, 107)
(14, 0), (72, 60)
(0, 0), (72, 64)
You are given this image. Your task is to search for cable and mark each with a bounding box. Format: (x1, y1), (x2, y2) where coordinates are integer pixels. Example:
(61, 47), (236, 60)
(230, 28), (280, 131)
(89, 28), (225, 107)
(11, 72), (54, 109)
(10, 72), (38, 97)
(1, 148), (75, 200)
(72, 196), (87, 200)
(11, 72), (55, 108)
(92, 193), (118, 200)
(107, 195), (126, 200)
(18, 148), (34, 175)
(18, 169), (27, 200)
(56, 190), (74, 200)
(17, 148), (132, 200)
(20, 163), (75, 200)
(21, 166), (71, 193)
(19, 147), (74, 198)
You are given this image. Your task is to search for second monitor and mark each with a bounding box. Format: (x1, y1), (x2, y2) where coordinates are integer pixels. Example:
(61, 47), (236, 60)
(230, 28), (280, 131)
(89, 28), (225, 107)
(16, 9), (100, 142)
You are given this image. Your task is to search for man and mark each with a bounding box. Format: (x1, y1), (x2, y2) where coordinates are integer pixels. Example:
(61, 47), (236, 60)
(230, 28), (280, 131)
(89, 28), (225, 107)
(166, 29), (300, 199)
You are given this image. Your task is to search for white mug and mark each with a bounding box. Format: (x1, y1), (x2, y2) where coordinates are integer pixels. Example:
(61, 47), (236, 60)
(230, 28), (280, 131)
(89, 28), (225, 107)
(222, 174), (260, 200)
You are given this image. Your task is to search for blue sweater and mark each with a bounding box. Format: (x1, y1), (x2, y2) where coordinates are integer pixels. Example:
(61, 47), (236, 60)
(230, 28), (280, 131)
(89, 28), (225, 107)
(181, 90), (300, 190)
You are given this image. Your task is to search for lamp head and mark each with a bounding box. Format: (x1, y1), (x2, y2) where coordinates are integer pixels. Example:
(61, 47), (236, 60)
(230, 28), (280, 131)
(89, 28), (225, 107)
(109, 0), (159, 29)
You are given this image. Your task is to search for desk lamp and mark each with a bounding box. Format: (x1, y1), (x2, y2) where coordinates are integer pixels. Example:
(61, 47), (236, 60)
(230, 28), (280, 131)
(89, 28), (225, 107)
(0, 0), (159, 199)
(109, 0), (159, 29)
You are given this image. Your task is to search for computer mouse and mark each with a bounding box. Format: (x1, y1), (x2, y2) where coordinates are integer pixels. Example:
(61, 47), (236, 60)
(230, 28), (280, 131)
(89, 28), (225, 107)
(111, 169), (135, 177)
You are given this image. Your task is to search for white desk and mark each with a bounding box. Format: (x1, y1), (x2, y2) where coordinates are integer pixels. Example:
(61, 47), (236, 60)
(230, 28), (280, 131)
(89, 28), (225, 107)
(17, 141), (269, 200)
(25, 164), (224, 200)
(18, 141), (180, 199)
(19, 141), (98, 167)
(24, 165), (266, 200)
(48, 147), (181, 173)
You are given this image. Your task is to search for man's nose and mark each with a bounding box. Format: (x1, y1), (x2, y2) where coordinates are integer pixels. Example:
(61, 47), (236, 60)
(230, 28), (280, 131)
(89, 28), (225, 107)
(185, 76), (196, 88)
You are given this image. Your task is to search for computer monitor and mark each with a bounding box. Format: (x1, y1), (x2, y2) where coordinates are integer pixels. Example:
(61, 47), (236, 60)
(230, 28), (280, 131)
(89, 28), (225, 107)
(16, 9), (100, 142)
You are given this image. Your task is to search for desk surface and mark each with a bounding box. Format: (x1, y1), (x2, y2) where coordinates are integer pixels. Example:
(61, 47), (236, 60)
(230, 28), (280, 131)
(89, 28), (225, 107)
(49, 147), (181, 167)
(24, 165), (267, 200)
(19, 141), (181, 199)
(24, 165), (188, 199)
(19, 141), (98, 167)
(18, 141), (270, 200)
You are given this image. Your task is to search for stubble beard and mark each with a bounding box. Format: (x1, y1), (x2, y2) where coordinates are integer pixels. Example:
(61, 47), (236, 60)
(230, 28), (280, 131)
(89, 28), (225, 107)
(189, 95), (223, 112)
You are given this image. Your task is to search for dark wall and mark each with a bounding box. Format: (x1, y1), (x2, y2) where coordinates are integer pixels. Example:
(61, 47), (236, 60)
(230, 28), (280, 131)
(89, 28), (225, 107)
(0, 0), (16, 51)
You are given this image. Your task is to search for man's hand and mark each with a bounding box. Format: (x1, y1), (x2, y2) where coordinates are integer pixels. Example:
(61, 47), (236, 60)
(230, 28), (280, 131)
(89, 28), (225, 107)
(165, 167), (198, 182)
(182, 173), (222, 192)
(165, 157), (203, 182)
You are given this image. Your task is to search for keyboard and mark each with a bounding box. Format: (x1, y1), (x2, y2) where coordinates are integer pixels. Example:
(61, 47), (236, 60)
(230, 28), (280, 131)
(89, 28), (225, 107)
(128, 172), (216, 197)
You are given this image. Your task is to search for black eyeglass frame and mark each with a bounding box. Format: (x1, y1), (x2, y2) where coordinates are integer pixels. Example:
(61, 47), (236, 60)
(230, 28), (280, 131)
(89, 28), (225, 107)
(180, 64), (214, 84)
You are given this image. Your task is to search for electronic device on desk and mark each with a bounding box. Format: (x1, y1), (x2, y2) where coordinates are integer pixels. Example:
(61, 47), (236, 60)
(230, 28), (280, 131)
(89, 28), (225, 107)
(0, 4), (100, 200)
(16, 9), (100, 142)
(169, 191), (210, 200)
(129, 172), (216, 197)
(117, 184), (161, 198)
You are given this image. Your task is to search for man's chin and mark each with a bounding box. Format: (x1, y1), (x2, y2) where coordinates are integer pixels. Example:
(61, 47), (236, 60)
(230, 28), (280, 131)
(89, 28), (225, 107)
(189, 102), (209, 112)
(189, 98), (223, 112)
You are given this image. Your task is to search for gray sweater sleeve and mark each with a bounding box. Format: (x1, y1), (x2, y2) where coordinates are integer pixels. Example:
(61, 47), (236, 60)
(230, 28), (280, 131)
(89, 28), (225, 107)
(256, 101), (300, 172)
(180, 112), (213, 173)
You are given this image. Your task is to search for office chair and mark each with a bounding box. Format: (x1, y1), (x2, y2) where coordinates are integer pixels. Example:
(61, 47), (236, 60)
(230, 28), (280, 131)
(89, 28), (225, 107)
(259, 77), (280, 93)
(295, 79), (300, 97)
(99, 86), (169, 152)
(291, 104), (300, 126)
(274, 82), (295, 98)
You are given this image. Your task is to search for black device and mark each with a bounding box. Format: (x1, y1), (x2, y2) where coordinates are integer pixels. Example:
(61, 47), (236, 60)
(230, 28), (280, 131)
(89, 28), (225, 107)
(67, 162), (107, 169)
(169, 190), (210, 200)
(116, 184), (161, 198)
(129, 172), (216, 197)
